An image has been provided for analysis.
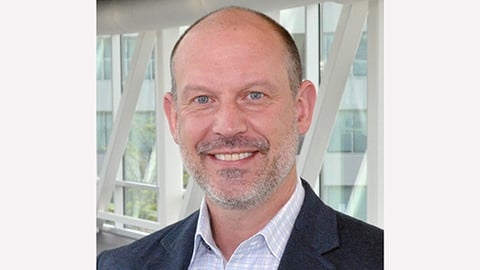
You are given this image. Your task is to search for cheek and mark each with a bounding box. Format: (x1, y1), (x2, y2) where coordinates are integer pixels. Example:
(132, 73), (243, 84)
(250, 109), (296, 141)
(277, 113), (299, 147)
(177, 116), (210, 149)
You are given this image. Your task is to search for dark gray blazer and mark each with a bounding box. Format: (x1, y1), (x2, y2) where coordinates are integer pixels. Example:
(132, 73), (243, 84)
(97, 180), (383, 269)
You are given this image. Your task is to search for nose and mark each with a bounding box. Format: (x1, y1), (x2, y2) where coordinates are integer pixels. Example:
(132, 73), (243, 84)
(212, 101), (248, 137)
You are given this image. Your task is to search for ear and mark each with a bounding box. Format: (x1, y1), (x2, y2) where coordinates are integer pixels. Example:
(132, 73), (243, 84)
(163, 92), (179, 144)
(295, 80), (317, 135)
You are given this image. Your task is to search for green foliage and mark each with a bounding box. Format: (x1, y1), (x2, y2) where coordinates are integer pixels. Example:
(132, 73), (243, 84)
(124, 187), (157, 221)
(124, 112), (156, 183)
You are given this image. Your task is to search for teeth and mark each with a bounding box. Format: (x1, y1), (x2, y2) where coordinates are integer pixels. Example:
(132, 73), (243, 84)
(215, 152), (253, 161)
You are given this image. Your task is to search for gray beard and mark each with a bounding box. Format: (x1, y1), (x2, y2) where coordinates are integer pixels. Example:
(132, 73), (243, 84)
(180, 119), (299, 210)
(192, 139), (297, 209)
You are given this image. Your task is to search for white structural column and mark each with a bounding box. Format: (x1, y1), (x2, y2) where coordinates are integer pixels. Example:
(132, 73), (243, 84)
(305, 4), (320, 89)
(303, 4), (320, 194)
(367, 0), (384, 227)
(96, 31), (156, 221)
(298, 1), (369, 188)
(155, 28), (185, 227)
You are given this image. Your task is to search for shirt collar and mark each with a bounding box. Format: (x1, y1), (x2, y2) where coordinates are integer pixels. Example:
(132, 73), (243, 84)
(191, 178), (305, 261)
(191, 197), (220, 258)
(258, 178), (304, 259)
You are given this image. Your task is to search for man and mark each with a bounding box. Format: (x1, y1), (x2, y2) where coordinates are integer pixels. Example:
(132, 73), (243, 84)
(97, 6), (383, 269)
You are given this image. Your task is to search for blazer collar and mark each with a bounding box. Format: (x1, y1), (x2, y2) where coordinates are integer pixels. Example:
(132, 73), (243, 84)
(145, 212), (199, 270)
(278, 179), (340, 270)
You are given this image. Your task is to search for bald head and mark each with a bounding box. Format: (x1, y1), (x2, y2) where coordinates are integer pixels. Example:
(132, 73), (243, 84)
(169, 6), (302, 101)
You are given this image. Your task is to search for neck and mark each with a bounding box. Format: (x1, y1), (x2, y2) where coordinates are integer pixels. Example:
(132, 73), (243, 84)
(206, 171), (298, 260)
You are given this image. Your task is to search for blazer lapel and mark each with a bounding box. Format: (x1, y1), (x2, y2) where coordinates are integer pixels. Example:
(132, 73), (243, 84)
(145, 212), (199, 270)
(278, 180), (340, 270)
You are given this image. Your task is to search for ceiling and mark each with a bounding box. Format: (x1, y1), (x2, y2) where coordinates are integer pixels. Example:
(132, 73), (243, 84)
(97, 0), (353, 35)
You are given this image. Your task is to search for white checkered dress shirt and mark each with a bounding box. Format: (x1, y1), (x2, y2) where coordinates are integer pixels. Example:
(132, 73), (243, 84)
(188, 178), (305, 270)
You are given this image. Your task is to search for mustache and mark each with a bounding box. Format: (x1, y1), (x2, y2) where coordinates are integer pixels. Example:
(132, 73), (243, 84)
(196, 135), (270, 154)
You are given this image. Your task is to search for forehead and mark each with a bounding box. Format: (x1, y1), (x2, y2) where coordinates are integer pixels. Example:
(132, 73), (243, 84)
(185, 9), (277, 41)
(176, 9), (289, 62)
(172, 10), (289, 91)
(178, 11), (282, 53)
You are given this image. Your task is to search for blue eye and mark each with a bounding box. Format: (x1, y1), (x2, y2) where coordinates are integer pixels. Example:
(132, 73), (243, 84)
(194, 95), (210, 104)
(248, 92), (264, 100)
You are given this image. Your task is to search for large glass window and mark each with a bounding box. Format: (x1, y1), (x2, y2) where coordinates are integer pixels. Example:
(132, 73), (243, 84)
(275, 3), (370, 222)
(97, 33), (160, 233)
(123, 111), (156, 183)
(320, 2), (368, 221)
(97, 2), (380, 234)
(96, 112), (113, 174)
(328, 110), (367, 153)
(121, 34), (158, 228)
(122, 34), (156, 81)
(96, 36), (112, 80)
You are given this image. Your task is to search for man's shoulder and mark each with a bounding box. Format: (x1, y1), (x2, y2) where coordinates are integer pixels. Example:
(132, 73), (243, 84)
(325, 211), (384, 268)
(335, 210), (383, 236)
(334, 210), (384, 249)
(301, 179), (383, 240)
(296, 179), (383, 268)
(97, 211), (199, 270)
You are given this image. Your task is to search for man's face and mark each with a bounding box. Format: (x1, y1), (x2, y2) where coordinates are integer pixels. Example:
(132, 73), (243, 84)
(164, 14), (310, 209)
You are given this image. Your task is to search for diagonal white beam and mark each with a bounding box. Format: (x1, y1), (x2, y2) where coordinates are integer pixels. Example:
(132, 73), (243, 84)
(180, 176), (204, 218)
(298, 1), (368, 189)
(96, 31), (156, 214)
(110, 34), (126, 228)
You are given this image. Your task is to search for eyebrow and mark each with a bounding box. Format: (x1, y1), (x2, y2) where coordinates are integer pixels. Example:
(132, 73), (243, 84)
(179, 85), (214, 101)
(181, 84), (212, 93)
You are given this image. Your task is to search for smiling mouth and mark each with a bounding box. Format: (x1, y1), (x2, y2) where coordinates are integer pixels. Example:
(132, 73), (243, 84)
(214, 152), (253, 161)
